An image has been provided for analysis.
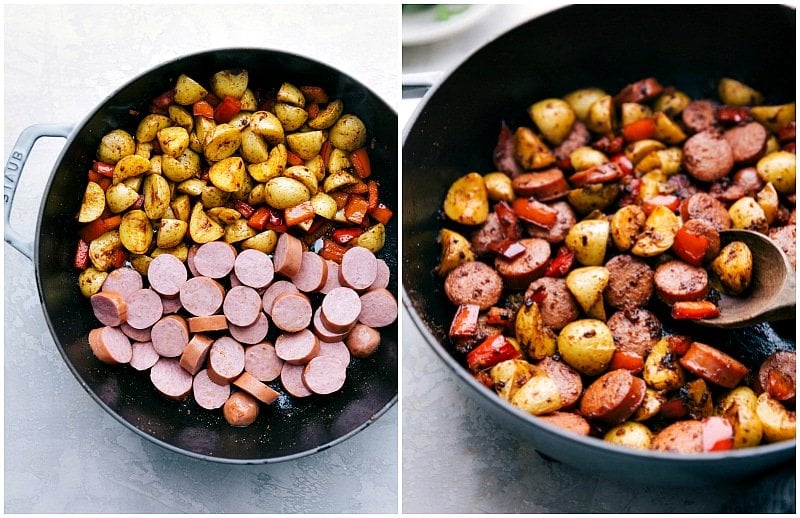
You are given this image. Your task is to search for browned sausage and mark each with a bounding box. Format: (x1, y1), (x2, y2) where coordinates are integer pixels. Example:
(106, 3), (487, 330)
(471, 212), (506, 256)
(280, 362), (313, 398)
(179, 276), (225, 316)
(512, 168), (569, 201)
(223, 391), (259, 426)
(179, 333), (214, 375)
(273, 232), (303, 277)
(223, 285), (263, 327)
(538, 412), (591, 436)
(553, 121), (591, 161)
(88, 326), (132, 365)
(318, 339), (352, 367)
(147, 253), (188, 297)
(580, 369), (646, 425)
(275, 329), (320, 365)
(768, 225), (796, 268)
(129, 340), (159, 371)
(150, 357), (193, 399)
(651, 420), (704, 453)
(244, 342), (284, 382)
(151, 315), (189, 358)
(679, 342), (748, 388)
(193, 241), (236, 279)
(101, 267), (142, 299)
(654, 260), (709, 304)
(207, 336), (246, 385)
(524, 277), (579, 330)
(312, 306), (350, 342)
(613, 77), (663, 105)
(303, 355), (347, 395)
(233, 248), (275, 289)
(261, 280), (300, 316)
(120, 321), (151, 342)
(321, 286), (362, 333)
(681, 99), (718, 134)
(603, 254), (654, 310)
(494, 238), (550, 290)
(755, 351), (796, 404)
(233, 371), (280, 404)
(187, 314), (228, 333)
(125, 288), (164, 330)
(271, 291), (313, 332)
(345, 323), (380, 359)
(90, 291), (128, 327)
(291, 251), (328, 292)
(666, 173), (699, 200)
(444, 261), (505, 310)
(607, 309), (662, 358)
(229, 311), (269, 345)
(525, 201), (576, 244)
(682, 130), (735, 182)
(724, 121), (767, 163)
(679, 219), (721, 263)
(319, 260), (342, 294)
(732, 166), (766, 196)
(192, 369), (231, 410)
(680, 192), (732, 230)
(538, 356), (582, 409)
(493, 121), (523, 177)
(357, 288), (398, 329)
(339, 246), (378, 291)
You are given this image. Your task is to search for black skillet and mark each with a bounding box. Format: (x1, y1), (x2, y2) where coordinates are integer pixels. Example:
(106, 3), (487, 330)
(5, 48), (398, 462)
(403, 4), (795, 485)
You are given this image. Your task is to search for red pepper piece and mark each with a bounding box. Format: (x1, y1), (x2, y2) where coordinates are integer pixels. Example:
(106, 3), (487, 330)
(448, 304), (481, 338)
(716, 106), (752, 125)
(284, 200), (315, 227)
(556, 156), (572, 171)
(300, 85), (329, 104)
(320, 238), (347, 263)
(350, 148), (371, 179)
(486, 306), (515, 326)
(344, 195), (370, 225)
(233, 200), (256, 219)
(112, 247), (128, 269)
(193, 100), (215, 119)
(80, 215), (122, 242)
(74, 239), (90, 270)
(622, 117), (657, 142)
(367, 180), (379, 211)
(248, 206), (287, 232)
(660, 398), (688, 419)
(702, 416), (734, 452)
(320, 139), (334, 165)
(545, 247), (574, 278)
(465, 333), (521, 372)
(331, 191), (350, 210)
(214, 95), (242, 123)
(610, 153), (634, 175)
(642, 194), (680, 215)
(511, 197), (557, 228)
(494, 201), (521, 240)
(286, 150), (305, 166)
(672, 225), (711, 266)
(569, 162), (625, 187)
(527, 284), (548, 304)
(343, 181), (369, 195)
(609, 350), (644, 374)
(369, 203), (394, 225)
(671, 301), (720, 320)
(92, 161), (115, 178)
(331, 227), (364, 245)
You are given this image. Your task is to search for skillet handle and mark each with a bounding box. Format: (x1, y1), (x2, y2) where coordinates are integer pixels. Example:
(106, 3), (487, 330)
(4, 123), (73, 260)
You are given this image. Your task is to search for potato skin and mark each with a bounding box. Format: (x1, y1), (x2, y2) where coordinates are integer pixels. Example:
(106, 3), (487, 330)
(710, 241), (753, 295)
(98, 129), (135, 164)
(604, 422), (653, 449)
(557, 319), (615, 376)
(329, 114), (367, 152)
(443, 172), (489, 226)
(529, 98), (576, 145)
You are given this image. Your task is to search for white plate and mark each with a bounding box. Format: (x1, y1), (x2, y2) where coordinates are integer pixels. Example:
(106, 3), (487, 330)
(402, 4), (496, 46)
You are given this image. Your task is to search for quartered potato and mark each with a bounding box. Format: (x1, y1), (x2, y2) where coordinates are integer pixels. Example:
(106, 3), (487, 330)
(585, 94), (614, 134)
(136, 114), (172, 143)
(565, 219), (609, 266)
(223, 218), (257, 244)
(443, 172), (489, 226)
(250, 110), (285, 145)
(168, 105), (194, 131)
(274, 103), (308, 132)
(528, 98), (576, 145)
(750, 103), (795, 133)
(756, 151), (795, 194)
(329, 114), (367, 152)
(756, 392), (796, 443)
(510, 368), (563, 416)
(157, 126), (190, 158)
(718, 77), (764, 106)
(569, 146), (608, 171)
(515, 300), (557, 360)
(189, 202), (224, 243)
(310, 191), (338, 220)
(112, 154), (150, 184)
(634, 147), (682, 175)
(156, 218), (189, 249)
(611, 204), (646, 251)
(173, 73), (208, 105)
(162, 148), (201, 182)
(241, 229), (278, 254)
(653, 90), (690, 117)
(653, 112), (686, 144)
(77, 267), (109, 298)
(436, 228), (476, 277)
(88, 230), (122, 271)
(756, 182), (780, 225)
(564, 87), (607, 122)
(210, 69), (249, 99)
(308, 99), (344, 129)
(353, 223), (386, 253)
(620, 102), (653, 128)
(566, 183), (619, 215)
(204, 123), (242, 162)
(143, 173), (171, 220)
(105, 182), (139, 213)
(557, 319), (615, 376)
(625, 139), (665, 165)
(631, 205), (680, 257)
(208, 156), (246, 193)
(264, 177), (311, 209)
(119, 209), (153, 254)
(728, 196), (768, 233)
(97, 129), (135, 164)
(284, 165), (318, 195)
(513, 126), (555, 170)
(249, 143), (287, 182)
(643, 338), (684, 391)
(717, 386), (763, 448)
(565, 266), (609, 320)
(483, 172), (515, 202)
(276, 82), (305, 107)
(77, 181), (106, 223)
(604, 422), (653, 449)
(286, 130), (324, 160)
(711, 241), (753, 295)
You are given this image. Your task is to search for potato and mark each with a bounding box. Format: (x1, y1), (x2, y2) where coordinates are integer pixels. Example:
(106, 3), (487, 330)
(490, 359), (538, 402)
(482, 172), (515, 202)
(173, 73), (208, 105)
(728, 196), (768, 233)
(156, 126), (189, 158)
(122, 175), (143, 192)
(168, 105), (193, 132)
(176, 178), (205, 197)
(631, 205), (680, 257)
(566, 184), (619, 215)
(97, 129), (135, 164)
(241, 229), (278, 254)
(632, 388), (665, 422)
(249, 143), (287, 182)
(569, 146), (608, 171)
(112, 154), (150, 185)
(308, 99), (344, 129)
(201, 184), (229, 209)
(636, 170), (669, 202)
(77, 181), (106, 223)
(750, 103), (795, 133)
(88, 230), (122, 271)
(310, 192), (338, 220)
(443, 172), (489, 226)
(756, 182), (780, 225)
(322, 169), (358, 192)
(653, 90), (690, 117)
(604, 422), (653, 449)
(611, 204), (646, 252)
(156, 218), (188, 249)
(510, 368), (563, 416)
(189, 202), (224, 243)
(756, 151), (795, 194)
(284, 165), (319, 195)
(170, 194), (191, 222)
(620, 102), (653, 128)
(528, 98), (576, 145)
(564, 87), (607, 122)
(718, 77), (764, 106)
(207, 207), (241, 226)
(643, 338), (684, 391)
(194, 115), (216, 144)
(250, 110), (285, 145)
(238, 88), (257, 111)
(756, 392), (796, 443)
(275, 82), (305, 107)
(557, 319), (615, 376)
(274, 103), (308, 132)
(327, 148), (353, 176)
(264, 177), (310, 209)
(204, 123), (241, 162)
(329, 114), (367, 152)
(513, 126), (555, 170)
(353, 223), (386, 253)
(305, 155), (326, 181)
(142, 173), (171, 220)
(210, 69), (249, 99)
(717, 386), (763, 448)
(565, 266), (609, 320)
(208, 156), (246, 193)
(515, 299), (557, 360)
(105, 182), (139, 213)
(133, 114), (169, 144)
(118, 210), (153, 255)
(128, 253), (152, 276)
(247, 183), (267, 206)
(286, 130), (324, 160)
(634, 147), (682, 175)
(585, 94), (614, 134)
(436, 228), (476, 277)
(653, 112), (686, 144)
(162, 148), (201, 183)
(223, 218), (257, 244)
(135, 141), (153, 160)
(150, 243), (188, 262)
(77, 266), (109, 298)
(148, 155), (162, 176)
(711, 241), (753, 295)
(625, 139), (665, 165)
(237, 127), (268, 164)
(565, 219), (609, 266)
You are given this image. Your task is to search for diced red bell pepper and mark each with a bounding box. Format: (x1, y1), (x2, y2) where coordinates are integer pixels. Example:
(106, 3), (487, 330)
(80, 214), (122, 242)
(248, 206), (287, 232)
(609, 350), (644, 374)
(512, 197), (557, 228)
(284, 200), (315, 227)
(300, 85), (329, 104)
(344, 195), (370, 225)
(465, 333), (521, 372)
(350, 148), (371, 179)
(307, 103), (320, 119)
(193, 100), (215, 119)
(153, 90), (174, 109)
(330, 191), (350, 210)
(343, 181), (369, 195)
(702, 416), (734, 452)
(660, 398), (688, 419)
(320, 139), (334, 165)
(331, 227), (364, 245)
(369, 203), (393, 225)
(286, 150), (305, 166)
(92, 161), (115, 178)
(622, 117), (657, 142)
(112, 247), (128, 269)
(320, 238), (347, 263)
(214, 95), (242, 123)
(672, 225), (711, 266)
(74, 239), (90, 270)
(494, 201), (521, 240)
(448, 304), (481, 338)
(486, 306), (514, 326)
(87, 172), (112, 191)
(545, 248), (574, 278)
(487, 239), (526, 260)
(367, 180), (380, 211)
(671, 301), (720, 320)
(233, 199), (256, 219)
(610, 153), (634, 175)
(526, 284), (548, 305)
(642, 194), (680, 215)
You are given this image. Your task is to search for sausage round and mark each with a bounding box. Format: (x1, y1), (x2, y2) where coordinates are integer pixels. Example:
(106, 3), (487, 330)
(160, 294), (183, 315)
(187, 314), (228, 333)
(603, 254), (654, 310)
(318, 339), (352, 367)
(369, 258), (391, 290)
(273, 232), (303, 277)
(229, 311), (269, 345)
(494, 238), (550, 290)
(339, 246), (378, 290)
(233, 371), (280, 404)
(679, 342), (748, 388)
(525, 201), (576, 244)
(303, 355), (347, 395)
(192, 369), (231, 410)
(553, 121), (591, 161)
(280, 362), (313, 398)
(150, 315), (190, 358)
(755, 351), (796, 404)
(193, 241), (236, 279)
(724, 121), (767, 163)
(233, 248), (275, 289)
(681, 99), (718, 134)
(223, 391), (259, 426)
(512, 169), (569, 201)
(654, 260), (709, 304)
(88, 326), (132, 365)
(90, 291), (128, 327)
(291, 251), (328, 293)
(651, 420), (704, 453)
(471, 212), (506, 256)
(319, 260), (342, 294)
(345, 323), (380, 359)
(101, 267), (142, 299)
(680, 192), (732, 231)
(313, 306), (350, 342)
(537, 356), (582, 409)
(120, 321), (151, 342)
(275, 329), (320, 365)
(223, 285), (262, 327)
(682, 130), (734, 182)
(732, 166), (766, 196)
(678, 219), (721, 263)
(244, 342), (284, 382)
(147, 253), (188, 297)
(180, 276), (225, 316)
(320, 287), (362, 333)
(125, 288), (164, 329)
(150, 357), (193, 399)
(580, 369), (646, 425)
(271, 292), (313, 332)
(538, 411), (591, 436)
(769, 225), (796, 269)
(525, 277), (580, 330)
(613, 77), (663, 105)
(357, 288), (398, 328)
(607, 309), (662, 358)
(261, 280), (300, 316)
(179, 333), (214, 375)
(444, 261), (503, 310)
(129, 340), (159, 371)
(207, 336), (246, 385)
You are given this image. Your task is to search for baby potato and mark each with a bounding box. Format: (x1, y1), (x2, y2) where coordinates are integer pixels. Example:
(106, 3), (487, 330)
(632, 388), (665, 422)
(569, 146), (608, 171)
(77, 181), (106, 223)
(631, 205), (680, 257)
(611, 204), (646, 252)
(204, 123), (242, 162)
(210, 68), (249, 99)
(604, 422), (653, 449)
(510, 368), (563, 416)
(353, 223), (386, 253)
(239, 88), (258, 111)
(711, 241), (753, 295)
(565, 219), (610, 266)
(728, 196), (768, 233)
(207, 207), (241, 226)
(135, 141), (153, 160)
(308, 99), (344, 129)
(566, 183), (620, 215)
(77, 267), (109, 298)
(105, 182), (139, 213)
(97, 129), (136, 164)
(528, 98), (576, 145)
(239, 126), (269, 164)
(756, 182), (780, 225)
(274, 102), (309, 132)
(151, 243), (188, 262)
(286, 130), (324, 160)
(310, 192), (338, 220)
(756, 151), (795, 195)
(156, 126), (190, 158)
(653, 112), (686, 144)
(305, 155), (325, 181)
(634, 147), (682, 175)
(264, 176), (311, 209)
(329, 114), (367, 152)
(189, 202), (225, 243)
(168, 105), (194, 132)
(156, 218), (188, 249)
(284, 165), (318, 196)
(249, 143), (287, 182)
(564, 87), (607, 122)
(718, 77), (764, 106)
(201, 185), (230, 209)
(177, 178), (206, 197)
(247, 183), (267, 206)
(88, 230), (122, 271)
(241, 229), (278, 254)
(515, 299), (557, 360)
(173, 73), (208, 105)
(119, 210), (153, 255)
(209, 156), (246, 193)
(717, 386), (763, 448)
(565, 266), (610, 320)
(327, 148), (353, 177)
(483, 172), (515, 202)
(443, 172), (489, 226)
(751, 103), (795, 133)
(162, 148), (201, 183)
(620, 102), (653, 128)
(585, 94), (614, 134)
(136, 114), (173, 145)
(436, 228), (476, 277)
(112, 154), (151, 185)
(323, 171), (359, 193)
(491, 359), (538, 402)
(756, 392), (796, 443)
(170, 194), (191, 222)
(223, 218), (257, 244)
(513, 126), (555, 170)
(643, 338), (684, 391)
(276, 82), (305, 107)
(636, 170), (669, 202)
(557, 319), (615, 376)
(250, 111), (285, 145)
(625, 139), (666, 165)
(143, 173), (171, 220)
(653, 90), (690, 117)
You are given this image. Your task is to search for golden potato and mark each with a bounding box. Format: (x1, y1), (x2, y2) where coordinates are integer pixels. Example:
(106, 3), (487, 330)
(112, 154), (150, 185)
(756, 182), (780, 225)
(610, 204), (646, 252)
(223, 218), (257, 244)
(239, 88), (258, 111)
(569, 146), (608, 171)
(482, 172), (515, 202)
(563, 87), (607, 122)
(156, 218), (188, 249)
(711, 241), (753, 295)
(118, 210), (153, 255)
(188, 202), (224, 243)
(284, 165), (318, 195)
(528, 98), (576, 145)
(490, 359), (538, 402)
(88, 230), (122, 271)
(443, 172), (489, 226)
(513, 126), (555, 170)
(210, 69), (249, 99)
(557, 319), (615, 376)
(264, 177), (311, 209)
(565, 219), (610, 266)
(151, 243), (188, 262)
(653, 112), (686, 144)
(156, 126), (190, 158)
(728, 196), (768, 233)
(718, 77), (764, 106)
(201, 184), (229, 209)
(286, 130), (324, 160)
(750, 103), (795, 133)
(310, 192), (338, 220)
(207, 207), (241, 226)
(105, 182), (139, 214)
(634, 147), (683, 175)
(327, 148), (353, 176)
(274, 102), (308, 132)
(625, 139), (666, 165)
(241, 229), (278, 254)
(323, 170), (359, 193)
(308, 99), (344, 129)
(204, 123), (242, 162)
(643, 338), (684, 391)
(249, 143), (287, 182)
(129, 253), (152, 276)
(142, 173), (171, 220)
(585, 94), (614, 134)
(162, 148), (201, 183)
(510, 368), (563, 416)
(97, 129), (135, 164)
(436, 228), (476, 277)
(77, 181), (106, 223)
(566, 184), (620, 215)
(353, 223), (386, 253)
(631, 205), (680, 257)
(636, 170), (669, 202)
(170, 194), (191, 222)
(632, 388), (665, 422)
(653, 90), (690, 117)
(134, 114), (171, 144)
(276, 82), (305, 107)
(717, 386), (763, 448)
(620, 102), (653, 128)
(173, 74), (208, 105)
(756, 392), (796, 443)
(209, 156), (246, 193)
(168, 105), (194, 132)
(135, 141), (153, 160)
(250, 110), (285, 145)
(77, 267), (109, 298)
(329, 114), (367, 152)
(756, 151), (795, 195)
(604, 422), (653, 449)
(305, 155), (326, 181)
(565, 266), (609, 319)
(515, 300), (557, 360)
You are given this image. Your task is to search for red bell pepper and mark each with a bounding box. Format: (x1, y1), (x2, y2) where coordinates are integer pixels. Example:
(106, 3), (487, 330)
(286, 150), (305, 166)
(214, 95), (241, 123)
(350, 148), (371, 179)
(319, 238), (347, 263)
(486, 306), (514, 326)
(248, 206), (287, 232)
(344, 195), (370, 225)
(80, 214), (121, 242)
(193, 100), (215, 119)
(320, 139), (334, 165)
(465, 333), (521, 372)
(545, 247), (574, 278)
(511, 197), (557, 228)
(610, 153), (634, 175)
(300, 85), (329, 104)
(672, 225), (711, 266)
(330, 191), (350, 210)
(702, 416), (734, 452)
(331, 227), (363, 245)
(284, 200), (315, 227)
(92, 161), (115, 178)
(666, 334), (693, 356)
(622, 117), (657, 142)
(671, 301), (720, 320)
(112, 247), (128, 269)
(74, 239), (90, 270)
(367, 180), (379, 211)
(233, 199), (256, 219)
(526, 284), (548, 305)
(660, 398), (688, 419)
(369, 203), (393, 225)
(494, 201), (520, 240)
(609, 350), (644, 374)
(642, 194), (680, 215)
(343, 181), (369, 195)
(448, 304), (480, 338)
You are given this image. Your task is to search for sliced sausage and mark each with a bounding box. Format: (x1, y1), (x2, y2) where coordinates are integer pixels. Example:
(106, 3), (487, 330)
(580, 369), (646, 425)
(724, 121), (767, 163)
(229, 311), (269, 345)
(101, 267), (142, 299)
(233, 371), (280, 404)
(607, 308), (662, 358)
(233, 248), (274, 289)
(275, 329), (320, 365)
(681, 192), (732, 231)
(666, 173), (699, 201)
(357, 288), (398, 328)
(186, 244), (200, 277)
(494, 238), (550, 290)
(179, 333), (214, 375)
(90, 291), (128, 327)
(525, 201), (576, 244)
(193, 241), (236, 279)
(339, 246), (378, 290)
(192, 369), (231, 410)
(369, 259), (390, 290)
(471, 212), (507, 256)
(88, 326), (132, 364)
(537, 356), (582, 409)
(120, 321), (151, 342)
(261, 280), (300, 315)
(150, 357), (193, 399)
(129, 340), (159, 371)
(303, 355), (347, 395)
(244, 342), (283, 382)
(768, 225), (796, 268)
(313, 306), (350, 342)
(651, 420), (704, 453)
(207, 336), (246, 385)
(524, 277), (579, 330)
(273, 232), (303, 277)
(160, 295), (183, 315)
(318, 340), (352, 367)
(345, 324), (380, 359)
(147, 253), (187, 297)
(321, 286), (362, 333)
(281, 362), (313, 398)
(150, 315), (189, 358)
(223, 285), (262, 327)
(319, 260), (342, 294)
(613, 77), (663, 105)
(755, 351), (796, 404)
(271, 291), (313, 332)
(678, 219), (721, 263)
(553, 121), (591, 161)
(679, 341), (748, 388)
(681, 99), (718, 134)
(180, 276), (225, 316)
(538, 412), (591, 436)
(223, 391), (259, 426)
(493, 121), (523, 177)
(187, 314), (228, 333)
(512, 169), (569, 201)
(732, 166), (766, 197)
(683, 130), (735, 182)
(291, 251), (328, 292)
(654, 260), (709, 304)
(124, 288), (163, 330)
(603, 254), (654, 310)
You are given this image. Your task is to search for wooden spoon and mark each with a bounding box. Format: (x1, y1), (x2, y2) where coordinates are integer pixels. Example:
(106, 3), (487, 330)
(697, 229), (795, 328)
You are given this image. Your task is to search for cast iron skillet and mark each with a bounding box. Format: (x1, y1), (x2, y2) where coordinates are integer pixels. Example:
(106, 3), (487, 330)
(403, 5), (795, 485)
(5, 48), (398, 463)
